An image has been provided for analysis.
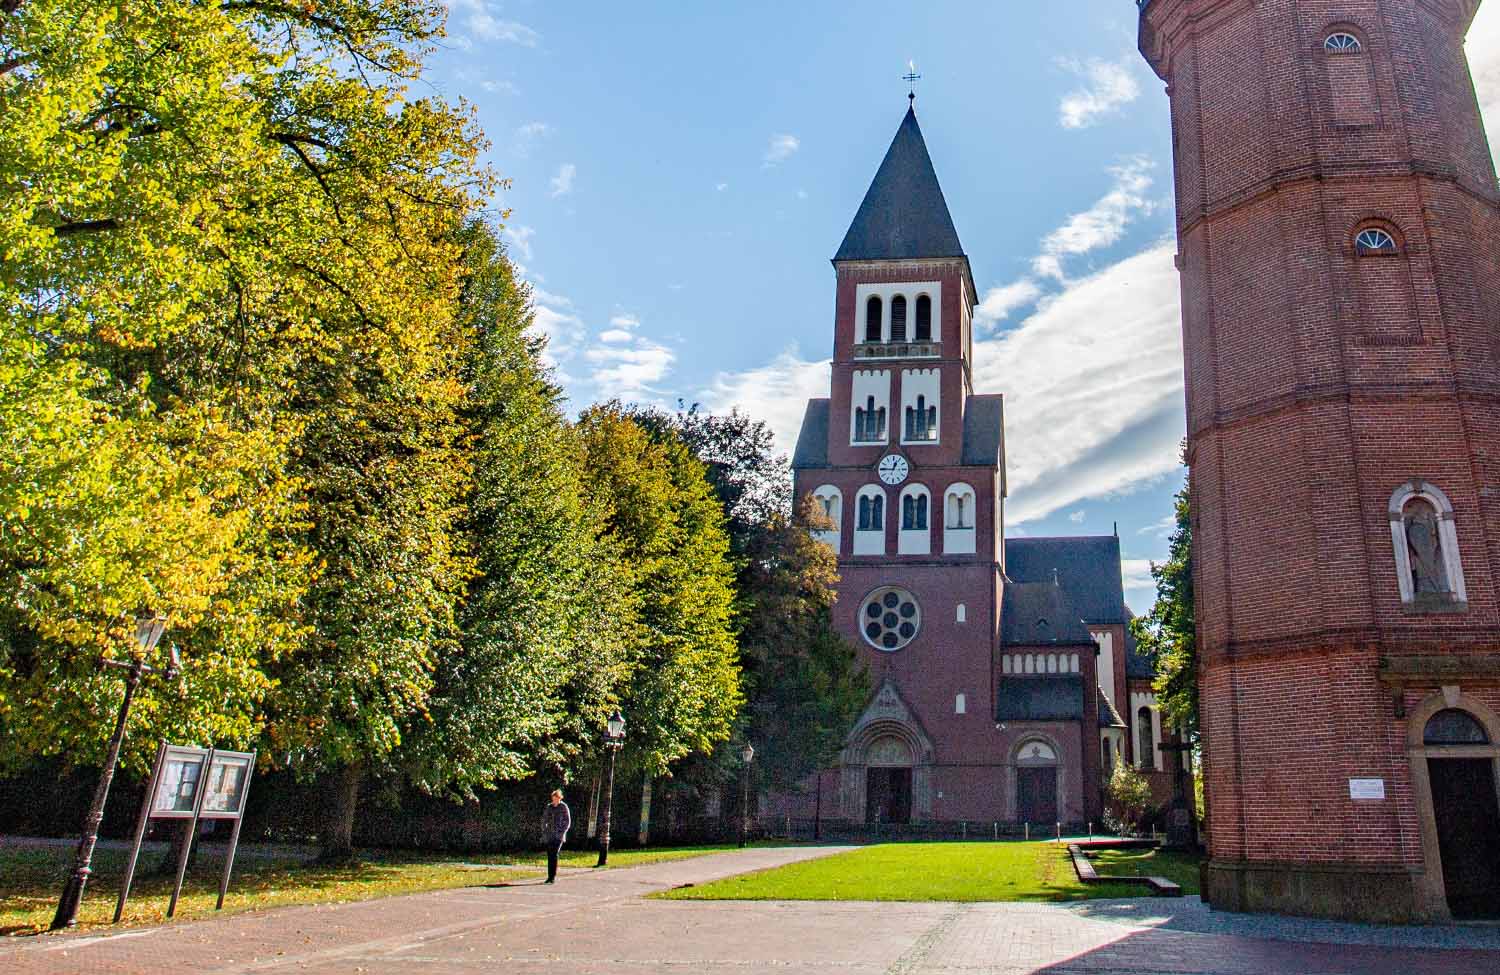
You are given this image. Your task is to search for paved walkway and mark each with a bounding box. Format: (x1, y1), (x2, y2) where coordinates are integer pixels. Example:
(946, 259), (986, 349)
(5, 845), (1500, 974)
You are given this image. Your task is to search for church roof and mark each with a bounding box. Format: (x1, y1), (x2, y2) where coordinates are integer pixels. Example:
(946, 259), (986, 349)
(1099, 689), (1128, 729)
(834, 107), (967, 263)
(1124, 623), (1155, 679)
(1000, 581), (1096, 646)
(995, 674), (1085, 722)
(960, 396), (1006, 483)
(791, 399), (831, 469)
(1005, 535), (1129, 625)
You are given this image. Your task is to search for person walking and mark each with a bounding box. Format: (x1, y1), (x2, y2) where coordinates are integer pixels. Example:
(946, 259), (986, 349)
(540, 789), (571, 884)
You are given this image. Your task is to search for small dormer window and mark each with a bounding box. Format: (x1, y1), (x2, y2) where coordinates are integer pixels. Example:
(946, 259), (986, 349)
(1324, 32), (1362, 53)
(865, 296), (883, 343)
(1355, 227), (1397, 255)
(915, 295), (932, 341)
(890, 295), (907, 342)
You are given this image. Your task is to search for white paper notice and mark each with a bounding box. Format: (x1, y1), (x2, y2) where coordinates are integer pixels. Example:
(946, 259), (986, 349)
(1349, 778), (1386, 800)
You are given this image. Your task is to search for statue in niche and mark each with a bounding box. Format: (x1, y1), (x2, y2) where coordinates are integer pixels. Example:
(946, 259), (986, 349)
(1404, 500), (1450, 595)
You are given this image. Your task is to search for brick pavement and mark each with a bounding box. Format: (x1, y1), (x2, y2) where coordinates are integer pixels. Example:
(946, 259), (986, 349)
(4, 846), (1499, 974)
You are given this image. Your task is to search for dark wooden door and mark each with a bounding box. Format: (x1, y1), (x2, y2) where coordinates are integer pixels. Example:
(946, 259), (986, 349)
(1429, 758), (1500, 919)
(866, 768), (913, 825)
(1017, 767), (1057, 824)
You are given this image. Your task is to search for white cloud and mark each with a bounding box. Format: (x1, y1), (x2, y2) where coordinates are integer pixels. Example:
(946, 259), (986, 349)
(1137, 514), (1176, 537)
(716, 182), (730, 192)
(609, 313), (640, 329)
(530, 287), (572, 309)
(503, 224), (535, 261)
(480, 79), (518, 95)
(513, 121), (551, 156)
(598, 329), (633, 344)
(974, 279), (1044, 330)
(1122, 555), (1152, 591)
(449, 0), (540, 46)
(586, 341), (675, 399)
(982, 242), (1185, 524)
(1057, 57), (1142, 129)
(1469, 5), (1500, 132)
(550, 163), (576, 198)
(763, 134), (800, 166)
(529, 303), (585, 370)
(1035, 156), (1155, 280)
(701, 349), (831, 453)
(1068, 510), (1087, 524)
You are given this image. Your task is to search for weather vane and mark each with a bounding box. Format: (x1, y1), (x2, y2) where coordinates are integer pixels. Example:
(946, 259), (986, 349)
(903, 61), (921, 104)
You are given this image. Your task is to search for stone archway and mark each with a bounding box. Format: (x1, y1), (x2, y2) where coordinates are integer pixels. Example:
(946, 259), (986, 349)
(1012, 737), (1061, 825)
(839, 680), (936, 824)
(1406, 690), (1500, 920)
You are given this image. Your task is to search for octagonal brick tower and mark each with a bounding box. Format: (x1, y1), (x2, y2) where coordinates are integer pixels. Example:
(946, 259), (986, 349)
(1139, 0), (1500, 921)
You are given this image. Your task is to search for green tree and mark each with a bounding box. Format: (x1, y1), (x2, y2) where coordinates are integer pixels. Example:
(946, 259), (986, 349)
(403, 221), (629, 796)
(577, 406), (742, 779)
(1106, 762), (1152, 833)
(1129, 471), (1197, 743)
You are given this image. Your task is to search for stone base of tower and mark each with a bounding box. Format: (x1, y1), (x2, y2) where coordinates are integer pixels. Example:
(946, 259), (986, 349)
(1201, 859), (1428, 924)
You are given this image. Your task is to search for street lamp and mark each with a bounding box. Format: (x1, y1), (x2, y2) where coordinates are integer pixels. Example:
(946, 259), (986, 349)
(739, 742), (755, 848)
(52, 612), (177, 930)
(595, 710), (626, 868)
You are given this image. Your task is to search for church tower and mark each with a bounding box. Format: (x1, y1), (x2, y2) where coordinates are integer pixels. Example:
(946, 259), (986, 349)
(785, 104), (1122, 831)
(1140, 1), (1500, 920)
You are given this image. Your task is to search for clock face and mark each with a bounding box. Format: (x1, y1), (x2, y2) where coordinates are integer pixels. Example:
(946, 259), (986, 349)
(878, 454), (910, 485)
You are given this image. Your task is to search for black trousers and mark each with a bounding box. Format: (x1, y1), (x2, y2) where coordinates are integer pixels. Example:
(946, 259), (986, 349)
(545, 837), (564, 881)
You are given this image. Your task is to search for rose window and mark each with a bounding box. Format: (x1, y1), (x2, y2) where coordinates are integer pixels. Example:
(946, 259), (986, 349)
(860, 587), (921, 651)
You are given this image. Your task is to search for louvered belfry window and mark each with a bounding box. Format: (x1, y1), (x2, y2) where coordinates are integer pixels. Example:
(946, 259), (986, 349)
(915, 295), (932, 341)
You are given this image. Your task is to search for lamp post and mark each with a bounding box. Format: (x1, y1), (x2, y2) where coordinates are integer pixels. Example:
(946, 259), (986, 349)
(738, 742), (755, 849)
(52, 613), (177, 930)
(595, 710), (625, 868)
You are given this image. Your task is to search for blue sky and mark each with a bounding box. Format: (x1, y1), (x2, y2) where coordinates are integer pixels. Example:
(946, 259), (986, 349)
(427, 1), (1500, 611)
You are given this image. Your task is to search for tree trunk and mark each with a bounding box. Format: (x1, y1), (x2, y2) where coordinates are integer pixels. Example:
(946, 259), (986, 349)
(320, 765), (363, 862)
(637, 774), (653, 846)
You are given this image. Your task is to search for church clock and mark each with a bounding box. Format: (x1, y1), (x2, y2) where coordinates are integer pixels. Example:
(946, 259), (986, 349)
(877, 454), (909, 485)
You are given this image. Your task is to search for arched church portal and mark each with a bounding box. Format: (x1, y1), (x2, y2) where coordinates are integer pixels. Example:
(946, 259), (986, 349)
(1407, 693), (1500, 920)
(1014, 738), (1060, 825)
(864, 735), (914, 825)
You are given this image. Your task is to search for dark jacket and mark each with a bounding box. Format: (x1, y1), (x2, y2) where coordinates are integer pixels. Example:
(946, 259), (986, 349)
(542, 800), (571, 843)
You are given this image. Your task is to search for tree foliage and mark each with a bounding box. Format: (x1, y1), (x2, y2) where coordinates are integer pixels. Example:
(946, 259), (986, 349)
(1129, 472), (1197, 743)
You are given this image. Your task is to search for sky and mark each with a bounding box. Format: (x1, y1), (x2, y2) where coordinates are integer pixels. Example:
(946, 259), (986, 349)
(425, 1), (1500, 611)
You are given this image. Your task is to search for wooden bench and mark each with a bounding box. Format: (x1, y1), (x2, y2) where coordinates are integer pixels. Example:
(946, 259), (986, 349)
(1066, 844), (1182, 897)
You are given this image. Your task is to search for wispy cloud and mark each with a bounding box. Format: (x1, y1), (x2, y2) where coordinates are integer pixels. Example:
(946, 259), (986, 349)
(1035, 156), (1155, 281)
(503, 224), (535, 262)
(586, 341), (675, 399)
(513, 121), (551, 157)
(715, 182), (730, 192)
(598, 329), (634, 344)
(1068, 510), (1087, 524)
(763, 134), (800, 166)
(1469, 5), (1500, 135)
(550, 162), (576, 198)
(1137, 514), (1176, 537)
(701, 349), (831, 452)
(974, 279), (1044, 331)
(1057, 57), (1141, 129)
(449, 1), (540, 46)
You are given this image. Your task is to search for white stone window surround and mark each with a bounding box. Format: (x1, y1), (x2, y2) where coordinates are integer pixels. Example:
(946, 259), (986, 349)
(943, 482), (977, 555)
(853, 485), (887, 555)
(898, 484), (931, 555)
(1388, 480), (1468, 607)
(856, 281), (941, 344)
(900, 368), (942, 445)
(849, 369), (891, 445)
(811, 484), (842, 553)
(954, 693), (966, 715)
(1130, 690), (1163, 771)
(1001, 653), (1080, 675)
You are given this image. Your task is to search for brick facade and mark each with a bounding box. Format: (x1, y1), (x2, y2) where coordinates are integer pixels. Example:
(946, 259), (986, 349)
(1140, 0), (1500, 921)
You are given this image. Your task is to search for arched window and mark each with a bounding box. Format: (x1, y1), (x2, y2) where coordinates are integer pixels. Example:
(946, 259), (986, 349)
(915, 295), (932, 341)
(865, 296), (883, 343)
(1389, 481), (1467, 608)
(945, 485), (975, 529)
(905, 394), (938, 442)
(1424, 709), (1490, 745)
(1324, 31), (1362, 53)
(853, 395), (886, 443)
(1136, 707), (1155, 769)
(1355, 227), (1398, 255)
(901, 492), (928, 531)
(890, 295), (907, 342)
(857, 492), (884, 531)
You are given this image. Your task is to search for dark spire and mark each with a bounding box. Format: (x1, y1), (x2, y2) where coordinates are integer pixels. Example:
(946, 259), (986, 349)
(834, 107), (965, 263)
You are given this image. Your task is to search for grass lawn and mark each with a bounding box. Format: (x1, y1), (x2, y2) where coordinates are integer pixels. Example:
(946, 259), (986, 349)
(0, 839), (735, 936)
(660, 842), (1201, 903)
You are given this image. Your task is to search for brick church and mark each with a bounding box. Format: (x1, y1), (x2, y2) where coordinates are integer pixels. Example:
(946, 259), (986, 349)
(1139, 0), (1500, 921)
(769, 105), (1181, 832)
